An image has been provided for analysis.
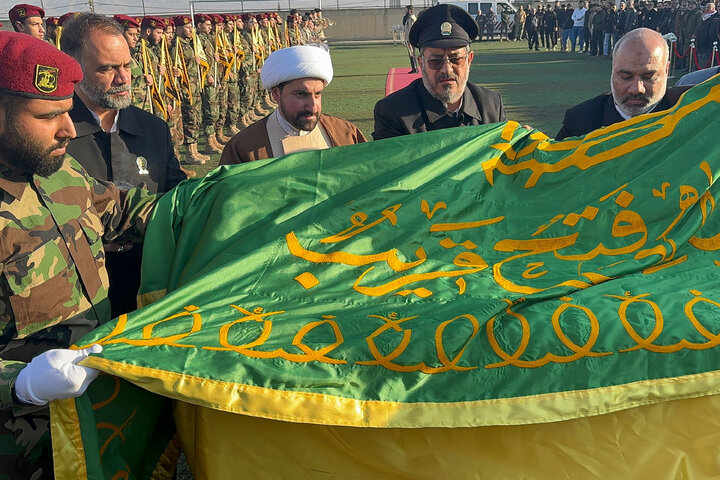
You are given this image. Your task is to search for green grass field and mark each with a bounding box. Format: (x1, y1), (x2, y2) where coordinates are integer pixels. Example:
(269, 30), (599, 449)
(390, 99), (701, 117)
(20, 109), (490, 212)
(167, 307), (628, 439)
(184, 40), (616, 177)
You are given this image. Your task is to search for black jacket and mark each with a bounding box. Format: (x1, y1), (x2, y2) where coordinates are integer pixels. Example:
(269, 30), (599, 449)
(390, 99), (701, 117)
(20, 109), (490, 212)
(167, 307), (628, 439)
(372, 78), (506, 140)
(68, 94), (185, 193)
(555, 86), (691, 140)
(67, 95), (186, 317)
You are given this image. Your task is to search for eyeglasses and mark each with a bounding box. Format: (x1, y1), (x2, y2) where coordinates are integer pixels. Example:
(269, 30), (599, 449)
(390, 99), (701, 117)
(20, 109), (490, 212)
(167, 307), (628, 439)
(422, 55), (468, 70)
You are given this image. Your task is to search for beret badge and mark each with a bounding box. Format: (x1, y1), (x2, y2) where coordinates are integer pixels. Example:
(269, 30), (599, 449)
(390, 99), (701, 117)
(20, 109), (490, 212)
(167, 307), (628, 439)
(16, 7), (26, 17)
(34, 64), (59, 94)
(440, 21), (452, 36)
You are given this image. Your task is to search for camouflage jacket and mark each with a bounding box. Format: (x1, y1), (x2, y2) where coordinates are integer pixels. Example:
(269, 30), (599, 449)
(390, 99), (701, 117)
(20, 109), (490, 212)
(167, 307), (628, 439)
(130, 46), (148, 110)
(172, 36), (200, 81)
(0, 156), (157, 410)
(198, 32), (216, 74)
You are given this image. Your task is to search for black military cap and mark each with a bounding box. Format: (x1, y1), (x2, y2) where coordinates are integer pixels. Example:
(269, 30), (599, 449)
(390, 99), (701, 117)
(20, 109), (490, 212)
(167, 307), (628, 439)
(408, 4), (479, 48)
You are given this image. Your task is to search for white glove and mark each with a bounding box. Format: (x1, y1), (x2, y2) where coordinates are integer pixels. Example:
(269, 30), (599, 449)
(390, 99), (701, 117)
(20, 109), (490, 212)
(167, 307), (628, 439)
(14, 344), (103, 406)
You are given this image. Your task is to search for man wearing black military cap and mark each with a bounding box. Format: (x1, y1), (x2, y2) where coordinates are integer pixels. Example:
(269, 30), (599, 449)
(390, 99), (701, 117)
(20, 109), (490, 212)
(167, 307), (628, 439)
(372, 3), (506, 140)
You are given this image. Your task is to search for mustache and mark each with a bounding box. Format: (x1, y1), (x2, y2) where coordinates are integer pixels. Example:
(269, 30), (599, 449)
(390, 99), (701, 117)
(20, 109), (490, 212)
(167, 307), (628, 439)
(436, 73), (459, 82)
(621, 94), (650, 104)
(108, 84), (131, 94)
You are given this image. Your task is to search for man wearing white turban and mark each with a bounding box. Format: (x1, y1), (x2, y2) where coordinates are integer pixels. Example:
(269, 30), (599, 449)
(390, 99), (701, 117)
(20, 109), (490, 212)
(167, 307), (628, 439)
(220, 45), (366, 164)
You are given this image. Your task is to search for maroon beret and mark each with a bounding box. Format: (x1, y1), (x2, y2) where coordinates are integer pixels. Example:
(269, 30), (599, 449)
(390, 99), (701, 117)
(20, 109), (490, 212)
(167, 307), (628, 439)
(57, 12), (79, 26)
(45, 16), (58, 26)
(194, 13), (211, 24)
(8, 4), (44, 23)
(210, 14), (224, 24)
(113, 14), (140, 29)
(172, 15), (192, 26)
(164, 18), (175, 27)
(0, 31), (82, 99)
(141, 15), (165, 29)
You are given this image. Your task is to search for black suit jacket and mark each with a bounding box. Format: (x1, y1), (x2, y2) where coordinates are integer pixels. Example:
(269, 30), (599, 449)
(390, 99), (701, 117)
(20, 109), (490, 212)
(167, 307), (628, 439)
(68, 95), (186, 192)
(372, 78), (506, 140)
(555, 86), (692, 140)
(67, 95), (186, 318)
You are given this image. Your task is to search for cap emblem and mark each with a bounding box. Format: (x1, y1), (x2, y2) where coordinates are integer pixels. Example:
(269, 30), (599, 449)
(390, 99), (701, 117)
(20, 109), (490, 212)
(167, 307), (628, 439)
(34, 65), (59, 94)
(17, 7), (26, 17)
(440, 21), (452, 36)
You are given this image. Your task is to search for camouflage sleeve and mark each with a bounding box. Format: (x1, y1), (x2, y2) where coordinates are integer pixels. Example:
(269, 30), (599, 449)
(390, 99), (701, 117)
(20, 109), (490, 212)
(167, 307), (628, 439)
(0, 361), (27, 409)
(91, 178), (158, 244)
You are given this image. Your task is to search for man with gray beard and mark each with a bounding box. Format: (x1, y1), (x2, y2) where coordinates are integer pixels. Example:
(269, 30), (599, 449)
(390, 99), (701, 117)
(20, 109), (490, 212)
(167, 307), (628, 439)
(555, 27), (690, 140)
(60, 13), (186, 317)
(372, 4), (506, 140)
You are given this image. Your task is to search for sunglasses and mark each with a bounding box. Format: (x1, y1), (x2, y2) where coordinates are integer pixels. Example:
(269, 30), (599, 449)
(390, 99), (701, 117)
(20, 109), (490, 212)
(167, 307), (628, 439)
(422, 55), (468, 70)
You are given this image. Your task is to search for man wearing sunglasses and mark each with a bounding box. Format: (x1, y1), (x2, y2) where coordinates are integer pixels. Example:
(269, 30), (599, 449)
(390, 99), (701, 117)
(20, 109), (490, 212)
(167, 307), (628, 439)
(372, 4), (506, 140)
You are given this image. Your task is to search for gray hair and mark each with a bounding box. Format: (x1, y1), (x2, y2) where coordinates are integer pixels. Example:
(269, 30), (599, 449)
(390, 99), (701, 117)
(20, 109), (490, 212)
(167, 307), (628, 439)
(60, 13), (124, 61)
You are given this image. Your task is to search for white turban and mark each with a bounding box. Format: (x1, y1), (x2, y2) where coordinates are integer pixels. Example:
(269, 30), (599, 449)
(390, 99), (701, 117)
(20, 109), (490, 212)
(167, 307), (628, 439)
(260, 45), (333, 89)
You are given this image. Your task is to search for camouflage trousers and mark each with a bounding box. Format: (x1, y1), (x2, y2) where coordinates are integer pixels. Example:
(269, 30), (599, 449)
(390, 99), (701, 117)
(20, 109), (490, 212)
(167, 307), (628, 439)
(0, 405), (53, 480)
(215, 79), (230, 134)
(239, 74), (253, 116)
(180, 86), (202, 145)
(167, 102), (184, 155)
(201, 83), (219, 136)
(225, 79), (239, 128)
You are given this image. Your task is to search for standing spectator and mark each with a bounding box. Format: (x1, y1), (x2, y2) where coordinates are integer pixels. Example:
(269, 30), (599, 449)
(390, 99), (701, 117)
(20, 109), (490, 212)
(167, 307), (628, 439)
(514, 6), (526, 41)
(571, 1), (588, 52)
(559, 3), (574, 50)
(674, 0), (690, 67)
(617, 0), (629, 37)
(657, 1), (673, 33)
(544, 5), (559, 50)
(681, 0), (703, 54)
(527, 6), (540, 51)
(604, 3), (618, 56)
(485, 8), (496, 41)
(583, 3), (594, 52)
(695, 2), (720, 69)
(402, 5), (418, 73)
(643, 0), (660, 29)
(624, 0), (641, 32)
(537, 4), (546, 48)
(500, 7), (511, 41)
(475, 10), (487, 41)
(590, 3), (606, 56)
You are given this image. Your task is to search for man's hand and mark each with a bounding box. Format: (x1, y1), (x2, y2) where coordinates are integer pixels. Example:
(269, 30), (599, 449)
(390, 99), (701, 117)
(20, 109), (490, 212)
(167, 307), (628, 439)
(15, 345), (103, 405)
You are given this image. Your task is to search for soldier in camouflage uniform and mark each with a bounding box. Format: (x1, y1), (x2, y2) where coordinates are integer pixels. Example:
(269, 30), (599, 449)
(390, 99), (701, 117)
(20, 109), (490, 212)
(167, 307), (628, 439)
(231, 15), (256, 130)
(0, 31), (157, 479)
(214, 14), (235, 139)
(114, 15), (150, 112)
(242, 15), (265, 124)
(195, 13), (223, 154)
(139, 15), (169, 121)
(45, 16), (59, 46)
(162, 19), (185, 159)
(172, 14), (210, 164)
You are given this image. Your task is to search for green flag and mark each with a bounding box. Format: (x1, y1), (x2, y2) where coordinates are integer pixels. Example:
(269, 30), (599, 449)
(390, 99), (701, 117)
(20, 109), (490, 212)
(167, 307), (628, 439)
(53, 77), (720, 478)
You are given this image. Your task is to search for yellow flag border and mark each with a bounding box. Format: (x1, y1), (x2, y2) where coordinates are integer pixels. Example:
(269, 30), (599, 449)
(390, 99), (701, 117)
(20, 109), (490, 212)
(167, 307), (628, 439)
(80, 356), (720, 428)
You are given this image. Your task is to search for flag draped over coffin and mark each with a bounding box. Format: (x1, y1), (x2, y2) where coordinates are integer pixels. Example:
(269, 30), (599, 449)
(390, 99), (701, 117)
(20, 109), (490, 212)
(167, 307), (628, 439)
(52, 76), (720, 479)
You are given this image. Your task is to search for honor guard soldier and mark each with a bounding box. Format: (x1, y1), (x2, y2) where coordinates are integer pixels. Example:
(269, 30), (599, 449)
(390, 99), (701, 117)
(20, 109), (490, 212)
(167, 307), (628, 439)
(0, 31), (157, 479)
(172, 14), (211, 164)
(8, 3), (45, 40)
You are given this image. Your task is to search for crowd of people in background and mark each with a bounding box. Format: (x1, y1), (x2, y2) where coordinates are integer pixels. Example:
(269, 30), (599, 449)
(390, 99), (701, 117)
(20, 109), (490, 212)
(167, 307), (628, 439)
(473, 0), (719, 69)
